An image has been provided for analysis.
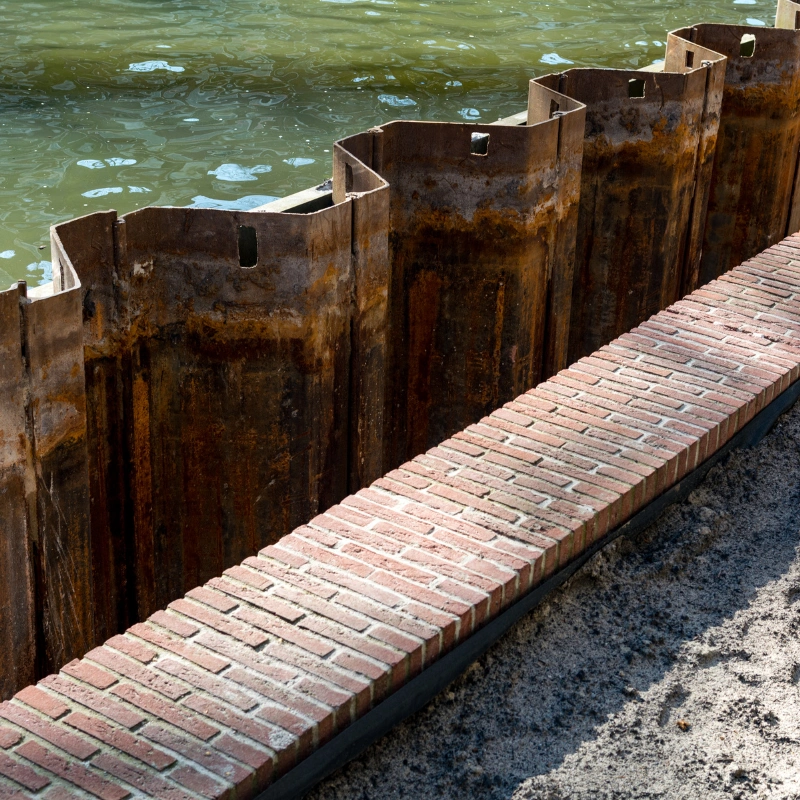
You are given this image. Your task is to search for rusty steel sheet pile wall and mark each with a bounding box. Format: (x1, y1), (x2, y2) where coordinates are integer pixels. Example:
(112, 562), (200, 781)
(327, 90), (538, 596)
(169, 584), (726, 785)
(335, 81), (585, 469)
(49, 193), (391, 650)
(0, 269), (94, 700)
(4, 5), (800, 700)
(688, 24), (800, 285)
(535, 59), (726, 363)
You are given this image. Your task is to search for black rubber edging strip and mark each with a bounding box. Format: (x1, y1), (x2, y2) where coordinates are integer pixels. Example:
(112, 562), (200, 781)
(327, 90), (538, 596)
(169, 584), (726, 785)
(259, 377), (800, 800)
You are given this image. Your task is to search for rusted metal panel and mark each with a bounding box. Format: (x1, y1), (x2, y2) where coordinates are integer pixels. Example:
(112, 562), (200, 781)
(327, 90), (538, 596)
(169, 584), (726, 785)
(50, 199), (383, 624)
(122, 205), (357, 615)
(0, 286), (35, 700)
(664, 32), (728, 296)
(22, 282), (94, 678)
(52, 211), (130, 645)
(775, 1), (800, 236)
(686, 24), (800, 283)
(333, 138), (390, 492)
(338, 87), (585, 469)
(536, 61), (725, 363)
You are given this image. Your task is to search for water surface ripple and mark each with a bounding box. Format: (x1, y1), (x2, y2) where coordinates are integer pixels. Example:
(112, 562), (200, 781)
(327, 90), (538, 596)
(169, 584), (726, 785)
(0, 0), (777, 283)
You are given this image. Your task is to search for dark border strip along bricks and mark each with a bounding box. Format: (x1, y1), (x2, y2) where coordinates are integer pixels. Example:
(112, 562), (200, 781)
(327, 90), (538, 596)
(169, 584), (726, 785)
(5, 234), (800, 799)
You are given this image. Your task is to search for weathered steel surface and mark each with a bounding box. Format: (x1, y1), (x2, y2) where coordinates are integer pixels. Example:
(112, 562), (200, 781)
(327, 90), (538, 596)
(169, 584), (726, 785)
(687, 24), (800, 284)
(46, 197), (391, 644)
(0, 286), (35, 699)
(536, 59), (725, 363)
(336, 85), (585, 470)
(0, 248), (93, 697)
(332, 141), (390, 492)
(23, 281), (94, 678)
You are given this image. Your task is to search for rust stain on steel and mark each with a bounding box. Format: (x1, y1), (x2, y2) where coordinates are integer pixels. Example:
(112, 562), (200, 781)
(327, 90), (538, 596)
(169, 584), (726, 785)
(688, 23), (800, 284)
(0, 286), (35, 699)
(536, 58), (725, 363)
(0, 250), (94, 696)
(336, 82), (585, 469)
(48, 191), (390, 631)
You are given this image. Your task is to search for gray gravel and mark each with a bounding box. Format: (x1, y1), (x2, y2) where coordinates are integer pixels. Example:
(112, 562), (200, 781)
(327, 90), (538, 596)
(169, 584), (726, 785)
(306, 399), (800, 800)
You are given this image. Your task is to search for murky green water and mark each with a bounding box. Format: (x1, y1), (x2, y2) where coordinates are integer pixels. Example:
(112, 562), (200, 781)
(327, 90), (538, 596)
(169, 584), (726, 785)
(0, 0), (777, 284)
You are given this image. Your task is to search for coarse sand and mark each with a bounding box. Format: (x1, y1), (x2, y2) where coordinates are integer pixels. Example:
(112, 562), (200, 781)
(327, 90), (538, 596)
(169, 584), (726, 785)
(307, 399), (800, 800)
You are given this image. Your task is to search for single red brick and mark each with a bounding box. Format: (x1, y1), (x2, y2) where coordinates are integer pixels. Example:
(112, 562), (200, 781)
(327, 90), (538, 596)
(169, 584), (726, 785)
(331, 650), (387, 682)
(170, 764), (232, 800)
(64, 712), (175, 771)
(106, 635), (157, 664)
(110, 684), (218, 742)
(13, 686), (68, 720)
(295, 678), (353, 722)
(168, 599), (268, 648)
(255, 704), (315, 740)
(0, 703), (97, 760)
(0, 729), (21, 750)
(86, 648), (187, 702)
(16, 741), (127, 800)
(296, 522), (341, 547)
(156, 658), (257, 712)
(387, 468), (431, 491)
(0, 751), (49, 792)
(213, 734), (274, 789)
(259, 544), (307, 568)
(186, 586), (238, 614)
(140, 723), (253, 789)
(40, 676), (144, 730)
(90, 752), (192, 800)
(149, 610), (199, 638)
(61, 660), (117, 691)
(224, 564), (272, 592)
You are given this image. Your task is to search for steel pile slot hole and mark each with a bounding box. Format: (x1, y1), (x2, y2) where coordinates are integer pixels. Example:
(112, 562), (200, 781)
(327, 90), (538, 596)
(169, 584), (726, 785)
(470, 132), (490, 156)
(238, 224), (258, 268)
(628, 78), (646, 98)
(741, 33), (756, 58)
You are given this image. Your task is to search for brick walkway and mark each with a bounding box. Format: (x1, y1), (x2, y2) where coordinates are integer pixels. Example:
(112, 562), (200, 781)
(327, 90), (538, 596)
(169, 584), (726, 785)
(3, 235), (800, 799)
